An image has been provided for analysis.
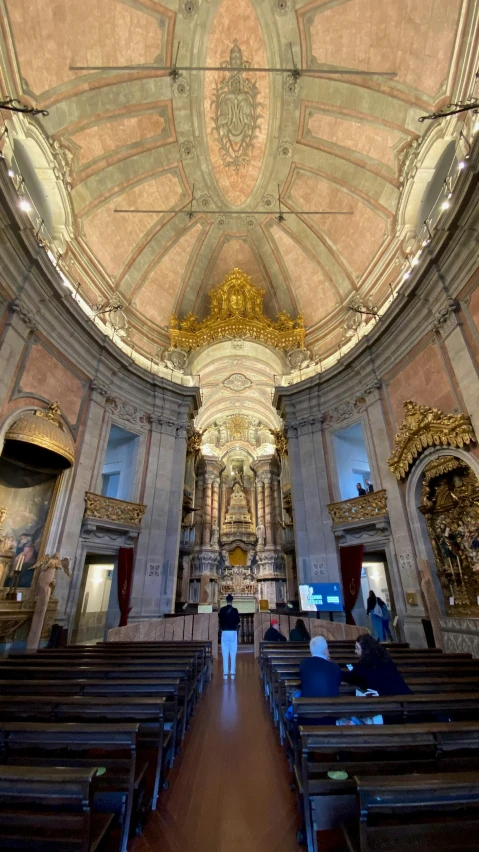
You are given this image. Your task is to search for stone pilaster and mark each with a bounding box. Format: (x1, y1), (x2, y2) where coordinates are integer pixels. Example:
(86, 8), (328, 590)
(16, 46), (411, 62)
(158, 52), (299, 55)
(263, 473), (273, 546)
(436, 306), (479, 437)
(202, 474), (213, 546)
(0, 299), (36, 414)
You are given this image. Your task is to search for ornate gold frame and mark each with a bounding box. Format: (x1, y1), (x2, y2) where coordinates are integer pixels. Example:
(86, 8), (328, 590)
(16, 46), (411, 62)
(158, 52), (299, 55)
(388, 400), (476, 480)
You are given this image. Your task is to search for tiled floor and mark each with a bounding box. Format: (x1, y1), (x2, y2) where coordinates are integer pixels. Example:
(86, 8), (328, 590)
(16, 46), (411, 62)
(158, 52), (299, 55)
(130, 647), (303, 852)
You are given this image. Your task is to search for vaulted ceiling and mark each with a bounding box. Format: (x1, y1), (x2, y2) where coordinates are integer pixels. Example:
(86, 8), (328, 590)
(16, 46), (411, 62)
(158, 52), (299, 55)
(0, 0), (475, 362)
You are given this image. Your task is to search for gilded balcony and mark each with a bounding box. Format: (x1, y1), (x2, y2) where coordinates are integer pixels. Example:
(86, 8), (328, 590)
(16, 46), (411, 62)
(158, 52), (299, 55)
(84, 492), (146, 527)
(327, 489), (388, 525)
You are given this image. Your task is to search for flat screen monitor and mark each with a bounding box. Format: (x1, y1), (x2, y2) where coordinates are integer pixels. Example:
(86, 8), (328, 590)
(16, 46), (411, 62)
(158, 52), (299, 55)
(299, 583), (343, 612)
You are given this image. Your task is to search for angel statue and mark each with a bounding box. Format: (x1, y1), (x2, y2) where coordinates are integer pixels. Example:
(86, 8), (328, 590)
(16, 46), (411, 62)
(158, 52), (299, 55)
(26, 552), (70, 650)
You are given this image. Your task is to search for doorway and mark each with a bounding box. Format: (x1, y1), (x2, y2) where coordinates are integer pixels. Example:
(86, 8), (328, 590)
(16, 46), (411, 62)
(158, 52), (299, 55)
(71, 555), (116, 644)
(361, 550), (396, 638)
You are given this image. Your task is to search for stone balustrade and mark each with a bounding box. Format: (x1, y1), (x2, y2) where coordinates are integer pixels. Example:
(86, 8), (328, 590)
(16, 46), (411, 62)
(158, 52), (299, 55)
(84, 492), (146, 527)
(327, 489), (388, 525)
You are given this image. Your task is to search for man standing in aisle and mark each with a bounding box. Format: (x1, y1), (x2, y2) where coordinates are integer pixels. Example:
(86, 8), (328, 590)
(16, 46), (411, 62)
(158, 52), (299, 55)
(219, 593), (240, 680)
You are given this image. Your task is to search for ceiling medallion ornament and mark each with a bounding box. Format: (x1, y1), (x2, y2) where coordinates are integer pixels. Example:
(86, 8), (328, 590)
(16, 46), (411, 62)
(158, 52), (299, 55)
(169, 268), (305, 352)
(222, 373), (252, 392)
(211, 41), (263, 172)
(387, 401), (476, 480)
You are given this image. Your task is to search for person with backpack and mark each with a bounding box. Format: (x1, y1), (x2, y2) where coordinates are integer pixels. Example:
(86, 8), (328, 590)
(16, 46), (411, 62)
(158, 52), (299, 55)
(367, 590), (384, 640)
(377, 596), (393, 641)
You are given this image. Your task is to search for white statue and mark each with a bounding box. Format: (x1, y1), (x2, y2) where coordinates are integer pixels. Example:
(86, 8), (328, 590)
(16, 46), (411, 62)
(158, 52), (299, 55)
(26, 552), (70, 650)
(256, 523), (265, 547)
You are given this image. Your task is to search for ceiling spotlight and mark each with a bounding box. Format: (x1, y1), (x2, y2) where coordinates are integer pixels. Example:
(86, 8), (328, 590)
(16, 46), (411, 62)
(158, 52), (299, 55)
(402, 270), (411, 281)
(7, 169), (14, 178)
(18, 197), (32, 212)
(457, 160), (467, 170)
(411, 255), (420, 267)
(441, 199), (451, 210)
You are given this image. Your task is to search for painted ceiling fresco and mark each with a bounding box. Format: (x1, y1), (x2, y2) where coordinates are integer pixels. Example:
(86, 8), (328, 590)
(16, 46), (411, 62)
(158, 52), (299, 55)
(0, 0), (473, 360)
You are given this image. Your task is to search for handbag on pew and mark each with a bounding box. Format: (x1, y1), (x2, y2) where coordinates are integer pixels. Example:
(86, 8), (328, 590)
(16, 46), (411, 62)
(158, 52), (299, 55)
(335, 689), (384, 726)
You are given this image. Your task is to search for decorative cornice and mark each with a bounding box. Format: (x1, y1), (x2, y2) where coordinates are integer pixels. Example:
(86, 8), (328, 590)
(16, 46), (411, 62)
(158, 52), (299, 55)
(387, 400), (476, 480)
(169, 268), (305, 352)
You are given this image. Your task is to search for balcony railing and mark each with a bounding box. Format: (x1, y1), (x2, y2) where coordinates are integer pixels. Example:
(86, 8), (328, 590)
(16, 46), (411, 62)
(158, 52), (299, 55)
(84, 492), (146, 526)
(327, 489), (388, 525)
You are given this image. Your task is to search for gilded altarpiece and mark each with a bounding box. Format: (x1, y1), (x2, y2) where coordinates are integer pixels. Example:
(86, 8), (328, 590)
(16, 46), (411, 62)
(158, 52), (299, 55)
(420, 457), (479, 615)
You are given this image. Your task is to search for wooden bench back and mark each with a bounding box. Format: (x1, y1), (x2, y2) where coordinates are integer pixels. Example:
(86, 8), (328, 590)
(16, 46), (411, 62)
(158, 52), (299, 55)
(354, 771), (479, 852)
(0, 765), (101, 852)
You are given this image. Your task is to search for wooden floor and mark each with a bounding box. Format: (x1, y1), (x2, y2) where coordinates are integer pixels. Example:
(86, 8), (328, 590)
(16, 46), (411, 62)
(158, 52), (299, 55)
(130, 647), (303, 852)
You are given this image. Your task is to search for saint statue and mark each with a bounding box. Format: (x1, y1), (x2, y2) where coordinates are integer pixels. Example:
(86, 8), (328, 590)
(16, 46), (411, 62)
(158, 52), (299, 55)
(26, 552), (70, 650)
(256, 523), (265, 547)
(210, 521), (219, 548)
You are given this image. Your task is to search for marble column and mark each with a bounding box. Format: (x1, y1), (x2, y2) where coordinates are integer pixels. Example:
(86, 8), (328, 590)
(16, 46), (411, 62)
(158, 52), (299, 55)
(272, 474), (282, 546)
(263, 473), (273, 546)
(195, 473), (204, 547)
(256, 475), (265, 531)
(212, 477), (220, 538)
(203, 474), (213, 546)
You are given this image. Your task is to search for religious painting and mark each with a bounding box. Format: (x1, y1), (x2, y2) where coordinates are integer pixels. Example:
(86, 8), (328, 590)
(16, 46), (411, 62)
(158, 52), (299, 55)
(420, 456), (479, 615)
(0, 456), (58, 589)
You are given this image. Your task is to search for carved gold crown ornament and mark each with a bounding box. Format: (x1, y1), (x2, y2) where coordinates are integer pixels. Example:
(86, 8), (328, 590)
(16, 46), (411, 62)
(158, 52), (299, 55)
(387, 401), (476, 480)
(169, 268), (305, 352)
(4, 402), (75, 468)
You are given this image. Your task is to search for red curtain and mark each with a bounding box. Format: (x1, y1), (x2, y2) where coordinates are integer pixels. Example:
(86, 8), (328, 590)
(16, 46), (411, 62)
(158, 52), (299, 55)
(117, 547), (134, 627)
(339, 544), (364, 625)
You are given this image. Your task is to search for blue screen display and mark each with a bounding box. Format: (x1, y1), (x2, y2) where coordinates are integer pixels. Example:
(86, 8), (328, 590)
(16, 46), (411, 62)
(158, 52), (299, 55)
(299, 583), (343, 612)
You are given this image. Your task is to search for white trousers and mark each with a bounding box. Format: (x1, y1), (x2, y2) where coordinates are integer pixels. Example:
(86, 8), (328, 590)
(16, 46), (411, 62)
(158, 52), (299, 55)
(221, 630), (238, 675)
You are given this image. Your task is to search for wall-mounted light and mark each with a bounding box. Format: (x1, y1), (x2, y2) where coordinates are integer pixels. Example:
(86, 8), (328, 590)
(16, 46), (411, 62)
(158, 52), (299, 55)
(18, 197), (32, 212)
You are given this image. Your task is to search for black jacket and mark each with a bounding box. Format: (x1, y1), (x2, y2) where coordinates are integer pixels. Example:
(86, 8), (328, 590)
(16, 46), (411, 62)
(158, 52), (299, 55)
(343, 659), (411, 696)
(290, 628), (310, 642)
(218, 605), (240, 631)
(264, 626), (287, 642)
(300, 656), (342, 698)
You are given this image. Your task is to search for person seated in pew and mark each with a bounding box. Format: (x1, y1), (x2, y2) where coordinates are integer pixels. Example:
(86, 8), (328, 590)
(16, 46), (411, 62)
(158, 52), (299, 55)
(264, 618), (287, 642)
(297, 636), (342, 725)
(289, 618), (311, 642)
(343, 633), (411, 696)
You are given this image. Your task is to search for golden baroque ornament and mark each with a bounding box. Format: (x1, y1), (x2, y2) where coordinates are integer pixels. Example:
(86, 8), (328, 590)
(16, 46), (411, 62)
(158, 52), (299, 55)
(187, 429), (203, 456)
(84, 492), (146, 526)
(388, 401), (476, 480)
(169, 268), (305, 352)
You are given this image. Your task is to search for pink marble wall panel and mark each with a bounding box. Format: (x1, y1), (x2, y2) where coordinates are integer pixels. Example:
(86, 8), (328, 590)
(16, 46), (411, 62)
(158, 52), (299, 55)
(270, 225), (339, 325)
(307, 111), (404, 171)
(204, 0), (269, 204)
(134, 224), (203, 326)
(6, 0), (165, 95)
(72, 113), (166, 168)
(289, 171), (387, 279)
(82, 172), (182, 278)
(386, 341), (457, 429)
(19, 343), (83, 424)
(305, 0), (461, 99)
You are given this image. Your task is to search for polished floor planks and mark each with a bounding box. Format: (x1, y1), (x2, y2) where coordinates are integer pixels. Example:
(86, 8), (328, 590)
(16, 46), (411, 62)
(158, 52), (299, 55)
(130, 647), (303, 852)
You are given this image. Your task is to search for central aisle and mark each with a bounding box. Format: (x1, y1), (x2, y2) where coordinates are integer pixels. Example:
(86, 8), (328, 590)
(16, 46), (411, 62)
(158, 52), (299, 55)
(131, 647), (303, 852)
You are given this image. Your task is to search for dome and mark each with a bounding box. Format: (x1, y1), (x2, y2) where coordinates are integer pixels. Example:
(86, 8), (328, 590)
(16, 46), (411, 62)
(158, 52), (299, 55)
(4, 402), (75, 471)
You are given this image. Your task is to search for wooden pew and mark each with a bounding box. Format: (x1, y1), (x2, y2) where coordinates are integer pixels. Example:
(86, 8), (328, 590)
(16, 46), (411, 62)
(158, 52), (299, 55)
(0, 695), (168, 808)
(0, 765), (117, 852)
(0, 722), (139, 852)
(0, 678), (182, 754)
(0, 662), (196, 736)
(286, 693), (479, 774)
(342, 771), (479, 852)
(300, 721), (479, 852)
